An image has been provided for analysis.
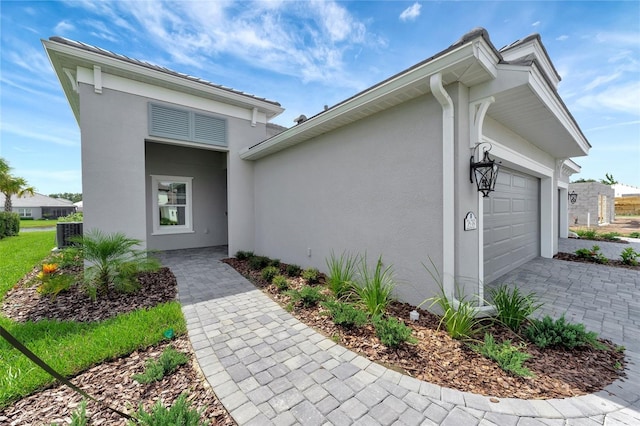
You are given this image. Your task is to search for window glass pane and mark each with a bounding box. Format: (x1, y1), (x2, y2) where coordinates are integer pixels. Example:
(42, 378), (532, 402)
(171, 183), (187, 205)
(159, 206), (186, 226)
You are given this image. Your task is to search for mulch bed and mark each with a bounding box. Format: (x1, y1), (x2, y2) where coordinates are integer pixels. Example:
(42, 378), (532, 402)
(223, 258), (626, 400)
(0, 265), (235, 425)
(554, 252), (640, 271)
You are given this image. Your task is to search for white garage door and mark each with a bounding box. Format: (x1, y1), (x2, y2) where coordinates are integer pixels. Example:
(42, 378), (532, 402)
(483, 168), (539, 283)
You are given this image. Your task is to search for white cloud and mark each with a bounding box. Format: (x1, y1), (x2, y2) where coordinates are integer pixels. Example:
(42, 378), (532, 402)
(1, 122), (80, 147)
(54, 20), (75, 34)
(532, 21), (541, 27)
(585, 120), (640, 132)
(575, 81), (640, 116)
(399, 3), (421, 22)
(556, 35), (569, 41)
(584, 72), (622, 91)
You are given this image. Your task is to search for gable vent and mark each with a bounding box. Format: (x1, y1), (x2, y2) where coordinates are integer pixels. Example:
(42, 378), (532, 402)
(149, 103), (227, 147)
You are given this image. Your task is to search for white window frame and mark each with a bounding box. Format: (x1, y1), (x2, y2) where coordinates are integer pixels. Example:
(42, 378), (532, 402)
(151, 175), (194, 235)
(17, 208), (32, 218)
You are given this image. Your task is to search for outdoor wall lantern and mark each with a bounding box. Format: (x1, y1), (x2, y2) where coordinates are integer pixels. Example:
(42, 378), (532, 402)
(470, 143), (500, 197)
(568, 191), (578, 204)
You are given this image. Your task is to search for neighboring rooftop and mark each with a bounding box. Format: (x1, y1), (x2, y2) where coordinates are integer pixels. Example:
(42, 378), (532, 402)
(0, 192), (75, 208)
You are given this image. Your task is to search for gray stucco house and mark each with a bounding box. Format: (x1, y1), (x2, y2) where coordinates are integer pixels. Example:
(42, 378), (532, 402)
(0, 193), (76, 219)
(43, 28), (589, 309)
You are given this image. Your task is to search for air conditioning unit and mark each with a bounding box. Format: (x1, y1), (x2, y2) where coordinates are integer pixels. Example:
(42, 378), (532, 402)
(56, 222), (83, 249)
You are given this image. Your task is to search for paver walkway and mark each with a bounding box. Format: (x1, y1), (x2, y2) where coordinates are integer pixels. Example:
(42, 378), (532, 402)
(158, 239), (640, 425)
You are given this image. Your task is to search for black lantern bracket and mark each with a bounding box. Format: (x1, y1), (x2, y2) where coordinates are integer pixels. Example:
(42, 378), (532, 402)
(470, 142), (501, 197)
(568, 191), (578, 204)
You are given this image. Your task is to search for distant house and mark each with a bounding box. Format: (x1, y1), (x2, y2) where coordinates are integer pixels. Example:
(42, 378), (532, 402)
(613, 183), (640, 198)
(0, 193), (76, 219)
(568, 182), (615, 226)
(44, 28), (589, 308)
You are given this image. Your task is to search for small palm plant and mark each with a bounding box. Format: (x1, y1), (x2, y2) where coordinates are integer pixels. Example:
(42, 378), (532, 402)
(74, 229), (160, 299)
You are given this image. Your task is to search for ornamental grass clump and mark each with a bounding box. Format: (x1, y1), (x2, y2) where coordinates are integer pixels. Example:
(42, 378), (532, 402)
(325, 250), (359, 299)
(353, 255), (395, 317)
(489, 285), (542, 332)
(472, 333), (533, 377)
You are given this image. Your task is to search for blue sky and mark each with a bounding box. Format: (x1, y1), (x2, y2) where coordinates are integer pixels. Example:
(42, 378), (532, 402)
(1, 0), (638, 195)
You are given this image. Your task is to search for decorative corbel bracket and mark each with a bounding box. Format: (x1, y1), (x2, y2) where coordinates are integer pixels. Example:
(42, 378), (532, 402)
(469, 96), (495, 149)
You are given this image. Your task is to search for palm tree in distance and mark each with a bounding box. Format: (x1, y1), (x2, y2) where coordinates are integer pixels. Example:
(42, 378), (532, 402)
(0, 157), (35, 212)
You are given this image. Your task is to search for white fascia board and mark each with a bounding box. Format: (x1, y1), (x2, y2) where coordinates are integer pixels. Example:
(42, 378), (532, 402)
(526, 63), (590, 155)
(76, 67), (267, 124)
(240, 40), (492, 161)
(43, 39), (283, 119)
(563, 158), (581, 174)
(483, 135), (554, 178)
(501, 41), (560, 88)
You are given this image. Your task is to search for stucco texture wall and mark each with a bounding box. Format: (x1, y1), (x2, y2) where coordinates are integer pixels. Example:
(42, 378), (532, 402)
(145, 143), (228, 250)
(252, 95), (444, 306)
(569, 182), (615, 226)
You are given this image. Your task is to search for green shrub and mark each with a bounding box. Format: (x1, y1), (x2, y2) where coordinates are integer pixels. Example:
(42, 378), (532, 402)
(524, 315), (605, 350)
(261, 266), (279, 282)
(58, 212), (83, 222)
(132, 346), (189, 384)
(286, 264), (302, 277)
(472, 334), (533, 377)
(235, 250), (253, 260)
(576, 228), (598, 239)
(129, 393), (209, 426)
(287, 285), (325, 308)
(353, 255), (395, 317)
(323, 301), (368, 329)
(489, 285), (541, 331)
(272, 275), (289, 292)
(373, 315), (416, 348)
(73, 229), (160, 299)
(302, 267), (320, 284)
(629, 231), (640, 238)
(54, 246), (84, 269)
(37, 273), (75, 300)
(575, 245), (608, 264)
(600, 232), (620, 241)
(269, 258), (281, 267)
(325, 250), (358, 299)
(0, 212), (20, 239)
(248, 255), (270, 271)
(620, 247), (639, 266)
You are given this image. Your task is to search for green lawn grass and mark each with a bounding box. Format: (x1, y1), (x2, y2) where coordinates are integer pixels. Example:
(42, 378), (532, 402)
(0, 231), (56, 296)
(0, 232), (187, 409)
(19, 219), (57, 229)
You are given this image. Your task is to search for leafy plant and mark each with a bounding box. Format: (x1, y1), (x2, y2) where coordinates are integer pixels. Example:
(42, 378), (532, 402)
(524, 315), (606, 350)
(261, 266), (278, 282)
(489, 285), (542, 331)
(55, 246), (83, 269)
(37, 273), (74, 300)
(620, 247), (639, 266)
(73, 229), (160, 299)
(629, 231), (640, 239)
(129, 393), (209, 426)
(302, 267), (320, 284)
(325, 250), (359, 299)
(235, 251), (253, 260)
(269, 258), (281, 268)
(58, 212), (83, 223)
(574, 245), (608, 264)
(372, 315), (416, 348)
(353, 255), (395, 317)
(287, 285), (325, 308)
(132, 346), (189, 384)
(286, 264), (302, 277)
(472, 334), (533, 377)
(600, 232), (620, 241)
(575, 228), (598, 239)
(323, 301), (368, 329)
(272, 275), (289, 292)
(248, 255), (270, 271)
(70, 399), (88, 426)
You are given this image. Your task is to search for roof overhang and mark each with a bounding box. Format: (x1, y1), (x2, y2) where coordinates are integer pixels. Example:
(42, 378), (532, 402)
(470, 62), (590, 158)
(42, 38), (284, 125)
(240, 33), (500, 160)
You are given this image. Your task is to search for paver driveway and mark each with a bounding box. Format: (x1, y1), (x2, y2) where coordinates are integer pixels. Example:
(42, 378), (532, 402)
(158, 238), (640, 425)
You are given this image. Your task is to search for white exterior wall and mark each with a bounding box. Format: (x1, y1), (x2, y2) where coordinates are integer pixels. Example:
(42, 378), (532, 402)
(253, 95), (444, 306)
(79, 83), (148, 245)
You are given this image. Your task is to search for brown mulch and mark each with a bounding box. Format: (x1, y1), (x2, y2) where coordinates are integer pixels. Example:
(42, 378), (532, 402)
(554, 252), (640, 271)
(223, 258), (626, 400)
(0, 266), (236, 426)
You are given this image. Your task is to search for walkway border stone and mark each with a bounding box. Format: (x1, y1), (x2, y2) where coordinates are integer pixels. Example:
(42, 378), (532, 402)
(158, 242), (640, 425)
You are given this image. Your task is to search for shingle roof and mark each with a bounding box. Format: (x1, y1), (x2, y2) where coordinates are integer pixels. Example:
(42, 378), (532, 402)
(0, 193), (75, 208)
(48, 36), (281, 107)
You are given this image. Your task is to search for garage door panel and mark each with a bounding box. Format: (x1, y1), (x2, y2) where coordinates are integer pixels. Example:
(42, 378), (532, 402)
(484, 168), (539, 283)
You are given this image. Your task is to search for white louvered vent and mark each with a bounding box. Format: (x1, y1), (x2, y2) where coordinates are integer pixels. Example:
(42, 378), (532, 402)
(148, 103), (227, 147)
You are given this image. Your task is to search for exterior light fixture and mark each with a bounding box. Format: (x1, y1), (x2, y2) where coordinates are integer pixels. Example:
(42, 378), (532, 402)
(568, 191), (578, 204)
(470, 143), (500, 197)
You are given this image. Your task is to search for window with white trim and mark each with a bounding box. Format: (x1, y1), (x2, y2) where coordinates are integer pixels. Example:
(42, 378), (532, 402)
(151, 175), (193, 235)
(17, 208), (32, 218)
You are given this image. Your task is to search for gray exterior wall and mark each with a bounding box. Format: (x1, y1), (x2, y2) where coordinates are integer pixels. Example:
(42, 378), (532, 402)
(145, 143), (227, 250)
(13, 207), (43, 219)
(79, 84), (148, 244)
(252, 95), (444, 305)
(568, 182), (615, 226)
